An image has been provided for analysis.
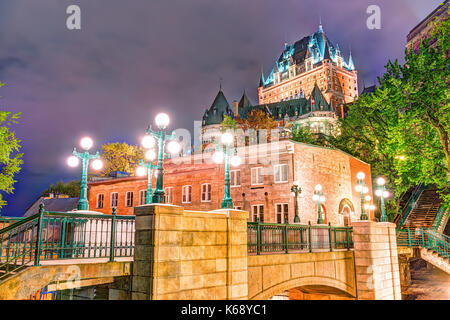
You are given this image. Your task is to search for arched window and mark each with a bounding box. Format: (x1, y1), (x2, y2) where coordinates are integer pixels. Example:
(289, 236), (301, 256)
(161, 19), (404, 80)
(338, 198), (355, 226)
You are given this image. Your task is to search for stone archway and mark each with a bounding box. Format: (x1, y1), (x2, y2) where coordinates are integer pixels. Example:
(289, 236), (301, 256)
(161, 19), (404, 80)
(338, 199), (355, 226)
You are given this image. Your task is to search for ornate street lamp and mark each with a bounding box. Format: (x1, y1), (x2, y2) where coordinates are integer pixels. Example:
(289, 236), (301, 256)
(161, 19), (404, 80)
(212, 132), (241, 209)
(143, 113), (180, 204)
(364, 195), (376, 220)
(375, 177), (389, 222)
(291, 181), (302, 223)
(312, 184), (325, 224)
(67, 137), (103, 211)
(355, 172), (369, 220)
(136, 149), (157, 204)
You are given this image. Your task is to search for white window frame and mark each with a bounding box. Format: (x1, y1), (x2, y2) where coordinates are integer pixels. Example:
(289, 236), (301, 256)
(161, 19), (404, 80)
(274, 164), (289, 183)
(125, 191), (134, 207)
(139, 190), (147, 206)
(251, 167), (264, 185)
(276, 203), (289, 224)
(201, 183), (212, 202)
(182, 185), (192, 203)
(252, 204), (264, 222)
(230, 170), (241, 187)
(97, 194), (104, 209)
(110, 192), (118, 208)
(165, 187), (173, 204)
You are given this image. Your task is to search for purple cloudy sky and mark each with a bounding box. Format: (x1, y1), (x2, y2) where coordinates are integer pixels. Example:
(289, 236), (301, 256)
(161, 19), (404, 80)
(0, 0), (442, 216)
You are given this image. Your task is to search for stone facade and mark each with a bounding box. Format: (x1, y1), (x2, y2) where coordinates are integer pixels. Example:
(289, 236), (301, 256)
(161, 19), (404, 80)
(88, 141), (373, 226)
(131, 204), (248, 300)
(352, 221), (402, 300)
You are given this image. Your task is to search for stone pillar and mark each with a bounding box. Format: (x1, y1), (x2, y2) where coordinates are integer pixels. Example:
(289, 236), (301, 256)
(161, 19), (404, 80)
(353, 221), (402, 300)
(131, 204), (248, 300)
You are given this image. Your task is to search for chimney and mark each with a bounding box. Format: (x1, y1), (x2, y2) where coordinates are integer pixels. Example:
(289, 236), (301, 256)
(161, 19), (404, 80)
(233, 100), (238, 116)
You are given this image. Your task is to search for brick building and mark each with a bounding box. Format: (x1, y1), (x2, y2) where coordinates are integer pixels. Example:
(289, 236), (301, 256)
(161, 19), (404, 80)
(88, 140), (374, 226)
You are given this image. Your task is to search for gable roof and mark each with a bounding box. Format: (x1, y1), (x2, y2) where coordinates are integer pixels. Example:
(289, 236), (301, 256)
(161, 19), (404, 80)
(24, 197), (79, 217)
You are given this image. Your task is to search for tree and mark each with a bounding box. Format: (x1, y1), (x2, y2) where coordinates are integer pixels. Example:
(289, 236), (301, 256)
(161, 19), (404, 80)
(235, 109), (277, 144)
(0, 82), (23, 210)
(291, 124), (328, 147)
(100, 142), (144, 177)
(41, 180), (81, 198)
(330, 17), (450, 219)
(220, 115), (238, 132)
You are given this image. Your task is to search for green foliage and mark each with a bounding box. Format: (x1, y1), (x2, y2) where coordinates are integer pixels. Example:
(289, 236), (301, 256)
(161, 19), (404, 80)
(330, 17), (450, 219)
(100, 142), (144, 177)
(41, 180), (81, 198)
(291, 125), (328, 147)
(220, 115), (238, 132)
(0, 82), (23, 210)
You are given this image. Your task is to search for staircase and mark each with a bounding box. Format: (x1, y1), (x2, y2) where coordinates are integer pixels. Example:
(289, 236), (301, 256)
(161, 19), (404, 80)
(396, 185), (444, 230)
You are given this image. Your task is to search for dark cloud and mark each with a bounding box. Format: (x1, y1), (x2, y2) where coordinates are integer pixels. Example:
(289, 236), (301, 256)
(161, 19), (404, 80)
(0, 0), (443, 216)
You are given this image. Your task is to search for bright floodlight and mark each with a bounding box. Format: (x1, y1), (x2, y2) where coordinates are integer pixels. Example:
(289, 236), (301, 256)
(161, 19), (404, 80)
(91, 159), (103, 171)
(377, 177), (386, 186)
(80, 137), (93, 150)
(145, 149), (156, 161)
(136, 166), (147, 177)
(356, 172), (365, 180)
(221, 132), (234, 145)
(355, 185), (363, 192)
(141, 135), (156, 149)
(375, 189), (383, 197)
(362, 186), (369, 194)
(67, 155), (79, 167)
(230, 155), (241, 167)
(212, 150), (224, 164)
(167, 140), (181, 154)
(155, 113), (170, 129)
(315, 184), (322, 192)
(383, 191), (389, 198)
(312, 194), (319, 201)
(365, 195), (372, 201)
(319, 195), (326, 202)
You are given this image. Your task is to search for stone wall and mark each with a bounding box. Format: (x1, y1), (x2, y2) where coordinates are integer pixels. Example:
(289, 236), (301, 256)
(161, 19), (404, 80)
(353, 221), (402, 300)
(131, 204), (248, 300)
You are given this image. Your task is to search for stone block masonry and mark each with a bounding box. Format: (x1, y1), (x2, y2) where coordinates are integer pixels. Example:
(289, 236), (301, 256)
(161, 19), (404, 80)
(131, 204), (249, 300)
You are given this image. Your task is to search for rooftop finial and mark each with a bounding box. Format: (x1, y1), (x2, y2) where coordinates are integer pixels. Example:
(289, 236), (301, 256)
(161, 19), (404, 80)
(319, 16), (323, 32)
(219, 76), (223, 91)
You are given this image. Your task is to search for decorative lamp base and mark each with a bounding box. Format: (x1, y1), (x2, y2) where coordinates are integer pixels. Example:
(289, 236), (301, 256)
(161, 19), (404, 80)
(221, 198), (234, 209)
(77, 199), (89, 211)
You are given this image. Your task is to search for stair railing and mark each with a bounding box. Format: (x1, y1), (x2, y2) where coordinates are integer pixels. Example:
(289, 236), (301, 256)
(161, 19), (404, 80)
(423, 229), (450, 260)
(431, 206), (447, 231)
(396, 183), (426, 228)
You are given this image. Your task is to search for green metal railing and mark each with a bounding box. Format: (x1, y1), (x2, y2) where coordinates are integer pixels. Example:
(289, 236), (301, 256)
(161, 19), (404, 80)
(397, 227), (449, 260)
(396, 183), (426, 228)
(0, 205), (135, 281)
(0, 216), (25, 230)
(431, 206), (448, 231)
(247, 219), (353, 255)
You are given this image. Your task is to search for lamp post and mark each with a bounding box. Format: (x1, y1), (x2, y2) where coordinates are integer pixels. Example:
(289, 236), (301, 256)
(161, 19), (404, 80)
(375, 177), (389, 222)
(143, 113), (181, 204)
(312, 184), (325, 224)
(67, 137), (103, 211)
(136, 149), (157, 204)
(291, 182), (302, 223)
(355, 172), (369, 220)
(213, 132), (241, 209)
(363, 195), (376, 220)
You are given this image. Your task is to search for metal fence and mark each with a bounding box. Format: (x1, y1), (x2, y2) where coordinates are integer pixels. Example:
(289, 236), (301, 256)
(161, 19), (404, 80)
(0, 205), (135, 281)
(397, 227), (450, 260)
(247, 219), (353, 255)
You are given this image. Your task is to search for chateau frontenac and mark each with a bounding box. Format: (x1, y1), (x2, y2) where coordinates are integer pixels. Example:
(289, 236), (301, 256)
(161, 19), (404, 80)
(201, 22), (358, 148)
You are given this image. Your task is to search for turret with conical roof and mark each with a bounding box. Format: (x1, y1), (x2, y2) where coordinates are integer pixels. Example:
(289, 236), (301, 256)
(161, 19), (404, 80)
(202, 88), (233, 126)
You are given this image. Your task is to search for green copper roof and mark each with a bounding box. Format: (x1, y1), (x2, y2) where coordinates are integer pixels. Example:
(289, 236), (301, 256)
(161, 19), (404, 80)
(202, 89), (233, 126)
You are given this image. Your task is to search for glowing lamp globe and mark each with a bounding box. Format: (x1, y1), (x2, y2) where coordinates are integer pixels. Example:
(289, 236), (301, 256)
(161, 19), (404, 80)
(377, 177), (386, 186)
(362, 186), (369, 194)
(312, 194), (319, 201)
(375, 189), (383, 197)
(167, 141), (181, 154)
(91, 159), (103, 171)
(221, 132), (234, 145)
(230, 155), (241, 167)
(141, 135), (156, 149)
(67, 156), (79, 167)
(80, 137), (93, 150)
(212, 151), (224, 164)
(320, 195), (326, 202)
(315, 184), (322, 192)
(356, 172), (365, 180)
(364, 204), (370, 210)
(294, 180), (300, 186)
(145, 149), (156, 161)
(136, 166), (147, 177)
(365, 195), (372, 202)
(383, 191), (389, 198)
(355, 185), (363, 192)
(155, 113), (170, 129)
(370, 205), (376, 211)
